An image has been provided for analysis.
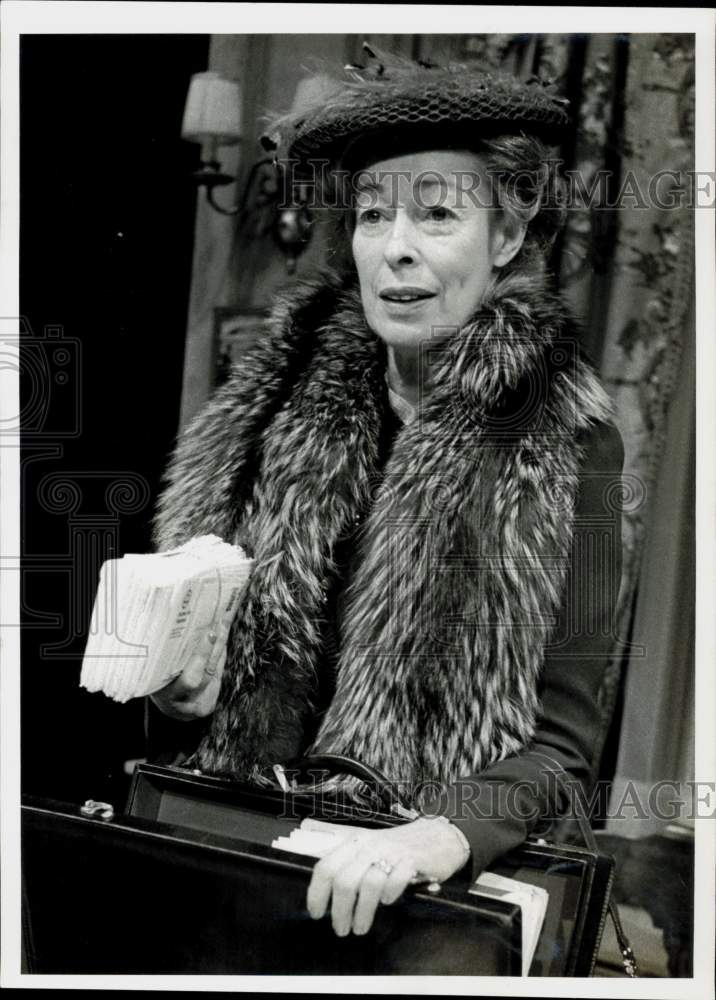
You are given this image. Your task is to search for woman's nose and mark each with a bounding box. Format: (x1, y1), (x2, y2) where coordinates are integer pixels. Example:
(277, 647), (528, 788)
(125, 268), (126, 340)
(383, 214), (419, 267)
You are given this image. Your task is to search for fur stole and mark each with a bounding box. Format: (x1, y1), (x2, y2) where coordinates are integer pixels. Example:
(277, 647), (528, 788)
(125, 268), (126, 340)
(152, 268), (614, 804)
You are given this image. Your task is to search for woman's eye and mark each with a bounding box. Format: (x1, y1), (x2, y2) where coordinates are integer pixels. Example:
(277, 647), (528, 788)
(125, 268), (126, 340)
(426, 206), (455, 222)
(356, 209), (385, 226)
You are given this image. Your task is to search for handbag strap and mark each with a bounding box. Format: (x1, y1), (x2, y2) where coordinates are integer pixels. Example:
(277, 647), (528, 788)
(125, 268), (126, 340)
(534, 755), (639, 977)
(573, 810), (638, 977)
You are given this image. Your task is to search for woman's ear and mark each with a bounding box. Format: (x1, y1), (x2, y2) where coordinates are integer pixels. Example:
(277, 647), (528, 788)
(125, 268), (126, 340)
(490, 209), (528, 268)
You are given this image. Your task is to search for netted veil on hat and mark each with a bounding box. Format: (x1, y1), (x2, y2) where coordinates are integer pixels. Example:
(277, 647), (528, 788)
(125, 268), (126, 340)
(261, 43), (570, 168)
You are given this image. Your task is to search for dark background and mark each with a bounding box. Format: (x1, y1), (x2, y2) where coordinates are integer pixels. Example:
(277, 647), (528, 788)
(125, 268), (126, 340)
(20, 35), (209, 806)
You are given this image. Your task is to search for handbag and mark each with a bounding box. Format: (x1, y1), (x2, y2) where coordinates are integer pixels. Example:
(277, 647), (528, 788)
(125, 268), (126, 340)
(125, 754), (635, 975)
(21, 788), (521, 975)
(20, 754), (636, 976)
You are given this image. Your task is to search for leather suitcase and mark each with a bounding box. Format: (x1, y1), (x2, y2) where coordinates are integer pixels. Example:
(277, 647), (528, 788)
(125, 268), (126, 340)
(20, 762), (614, 976)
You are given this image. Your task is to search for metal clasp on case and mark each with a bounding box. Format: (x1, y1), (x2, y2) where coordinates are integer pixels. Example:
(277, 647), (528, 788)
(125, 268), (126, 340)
(80, 799), (115, 821)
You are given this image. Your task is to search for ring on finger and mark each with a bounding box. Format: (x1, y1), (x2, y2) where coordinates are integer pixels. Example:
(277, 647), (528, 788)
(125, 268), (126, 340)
(380, 862), (419, 905)
(369, 858), (394, 877)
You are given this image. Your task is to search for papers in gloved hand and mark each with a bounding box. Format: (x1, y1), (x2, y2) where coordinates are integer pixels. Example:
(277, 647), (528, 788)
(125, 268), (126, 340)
(80, 534), (253, 702)
(469, 870), (548, 976)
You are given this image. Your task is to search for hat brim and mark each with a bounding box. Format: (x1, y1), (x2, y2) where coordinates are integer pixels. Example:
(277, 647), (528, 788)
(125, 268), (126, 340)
(331, 120), (563, 174)
(285, 71), (570, 167)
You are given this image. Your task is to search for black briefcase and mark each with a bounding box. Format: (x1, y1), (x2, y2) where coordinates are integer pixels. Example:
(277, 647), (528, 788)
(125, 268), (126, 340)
(21, 761), (615, 976)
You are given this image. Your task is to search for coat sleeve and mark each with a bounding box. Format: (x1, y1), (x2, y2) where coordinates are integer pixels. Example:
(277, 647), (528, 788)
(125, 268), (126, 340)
(421, 419), (625, 880)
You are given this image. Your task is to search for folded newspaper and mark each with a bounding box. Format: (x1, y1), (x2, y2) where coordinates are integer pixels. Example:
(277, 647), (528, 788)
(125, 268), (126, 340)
(271, 819), (548, 976)
(80, 534), (254, 702)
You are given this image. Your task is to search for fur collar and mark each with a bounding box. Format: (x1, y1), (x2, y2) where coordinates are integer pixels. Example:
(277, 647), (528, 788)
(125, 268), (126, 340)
(153, 269), (613, 803)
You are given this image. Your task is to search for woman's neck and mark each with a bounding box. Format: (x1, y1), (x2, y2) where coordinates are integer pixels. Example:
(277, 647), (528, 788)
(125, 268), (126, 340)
(386, 345), (432, 408)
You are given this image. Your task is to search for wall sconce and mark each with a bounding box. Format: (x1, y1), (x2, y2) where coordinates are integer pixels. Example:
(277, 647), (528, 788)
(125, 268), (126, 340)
(181, 70), (326, 273)
(181, 71), (243, 212)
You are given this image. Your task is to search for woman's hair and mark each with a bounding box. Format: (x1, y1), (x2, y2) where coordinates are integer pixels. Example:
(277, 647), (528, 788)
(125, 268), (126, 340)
(319, 130), (567, 285)
(477, 132), (567, 271)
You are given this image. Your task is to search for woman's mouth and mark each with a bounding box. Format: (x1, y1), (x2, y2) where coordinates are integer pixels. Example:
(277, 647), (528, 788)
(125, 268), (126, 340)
(379, 287), (436, 305)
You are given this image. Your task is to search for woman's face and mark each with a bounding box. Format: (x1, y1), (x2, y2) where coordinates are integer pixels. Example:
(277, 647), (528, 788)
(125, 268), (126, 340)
(351, 149), (514, 351)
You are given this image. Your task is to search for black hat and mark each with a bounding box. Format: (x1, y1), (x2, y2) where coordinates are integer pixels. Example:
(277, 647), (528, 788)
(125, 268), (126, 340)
(262, 44), (570, 168)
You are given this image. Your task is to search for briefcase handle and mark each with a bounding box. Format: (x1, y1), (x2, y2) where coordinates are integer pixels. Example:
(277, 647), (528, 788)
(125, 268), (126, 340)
(282, 753), (414, 816)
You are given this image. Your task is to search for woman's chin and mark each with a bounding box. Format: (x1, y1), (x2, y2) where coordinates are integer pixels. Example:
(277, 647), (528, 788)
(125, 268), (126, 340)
(371, 318), (436, 351)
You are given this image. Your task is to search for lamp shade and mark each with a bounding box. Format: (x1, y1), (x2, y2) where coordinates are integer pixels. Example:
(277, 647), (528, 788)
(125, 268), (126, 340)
(181, 71), (242, 146)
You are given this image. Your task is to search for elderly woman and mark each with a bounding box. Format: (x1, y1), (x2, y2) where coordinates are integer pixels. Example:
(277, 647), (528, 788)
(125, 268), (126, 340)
(149, 55), (624, 940)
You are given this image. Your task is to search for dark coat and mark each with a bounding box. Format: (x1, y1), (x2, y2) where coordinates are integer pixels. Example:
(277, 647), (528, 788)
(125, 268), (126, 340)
(151, 266), (624, 861)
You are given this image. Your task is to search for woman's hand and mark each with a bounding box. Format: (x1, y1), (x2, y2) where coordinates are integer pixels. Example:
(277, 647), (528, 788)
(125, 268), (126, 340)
(306, 816), (471, 937)
(149, 616), (231, 721)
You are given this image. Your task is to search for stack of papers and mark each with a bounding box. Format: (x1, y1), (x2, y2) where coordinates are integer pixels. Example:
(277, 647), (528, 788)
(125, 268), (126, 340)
(80, 534), (253, 702)
(468, 870), (548, 975)
(272, 823), (357, 860)
(271, 818), (548, 976)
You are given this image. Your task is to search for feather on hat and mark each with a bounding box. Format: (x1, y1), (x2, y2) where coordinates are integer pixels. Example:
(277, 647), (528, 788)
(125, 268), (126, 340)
(261, 43), (570, 166)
